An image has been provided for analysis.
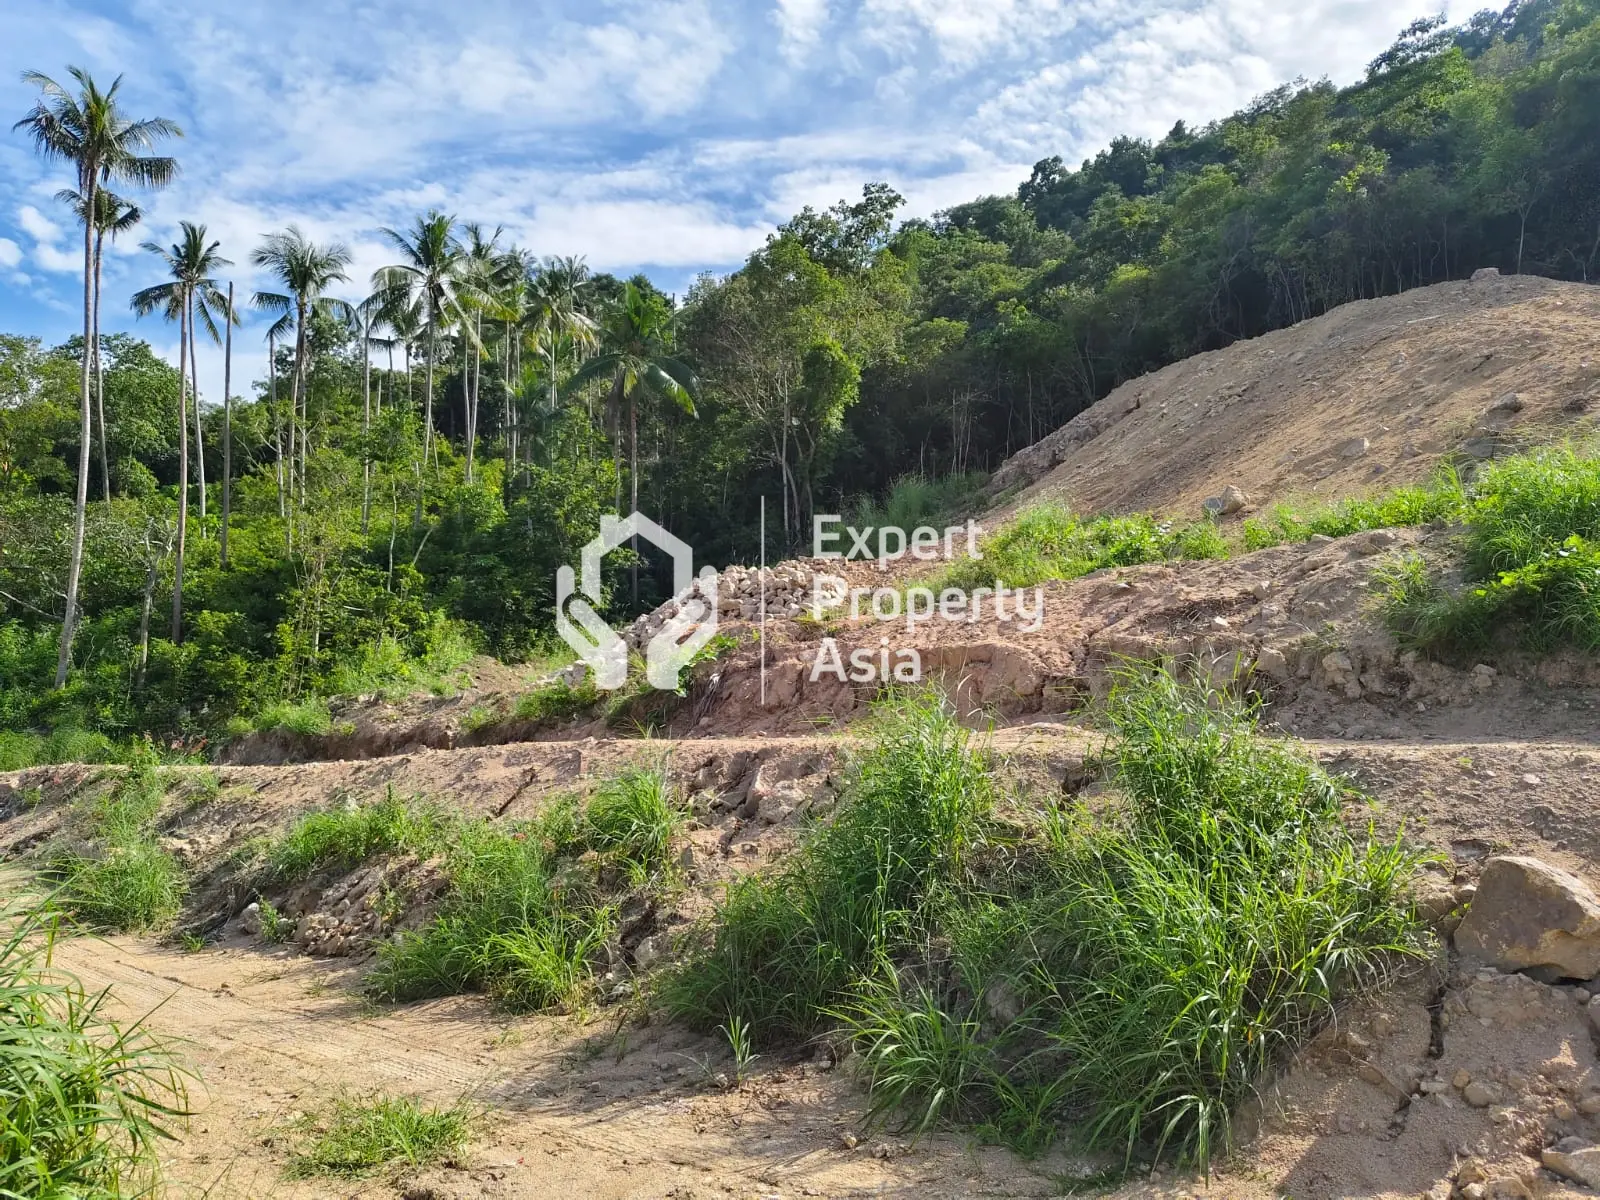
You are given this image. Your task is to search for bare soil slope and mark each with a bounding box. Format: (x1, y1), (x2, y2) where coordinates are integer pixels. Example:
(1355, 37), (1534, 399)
(992, 275), (1600, 518)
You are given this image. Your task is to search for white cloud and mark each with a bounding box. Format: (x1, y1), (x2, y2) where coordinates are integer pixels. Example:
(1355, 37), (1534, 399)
(776, 0), (831, 60)
(16, 205), (61, 243)
(0, 238), (21, 269)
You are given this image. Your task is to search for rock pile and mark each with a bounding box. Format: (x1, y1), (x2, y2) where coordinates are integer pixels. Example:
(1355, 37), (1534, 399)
(620, 562), (835, 650)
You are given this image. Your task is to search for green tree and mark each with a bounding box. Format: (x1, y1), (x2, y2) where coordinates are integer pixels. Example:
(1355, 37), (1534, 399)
(131, 221), (232, 640)
(13, 66), (179, 686)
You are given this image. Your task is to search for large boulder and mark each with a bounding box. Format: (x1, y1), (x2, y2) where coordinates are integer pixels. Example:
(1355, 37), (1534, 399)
(1455, 856), (1600, 979)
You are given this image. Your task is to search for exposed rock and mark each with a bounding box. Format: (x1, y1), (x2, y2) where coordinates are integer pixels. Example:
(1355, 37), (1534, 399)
(1462, 1079), (1500, 1108)
(1339, 437), (1370, 458)
(1455, 856), (1600, 979)
(1203, 484), (1249, 516)
(1471, 267), (1502, 281)
(1489, 392), (1524, 413)
(238, 901), (262, 935)
(1589, 994), (1600, 1033)
(1541, 1138), (1600, 1189)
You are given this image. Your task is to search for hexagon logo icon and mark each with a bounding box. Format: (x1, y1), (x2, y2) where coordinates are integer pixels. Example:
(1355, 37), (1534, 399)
(555, 512), (719, 692)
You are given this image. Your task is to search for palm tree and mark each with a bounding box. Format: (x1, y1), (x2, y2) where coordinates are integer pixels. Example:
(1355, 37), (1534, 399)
(14, 66), (179, 686)
(251, 227), (352, 528)
(531, 256), (597, 415)
(563, 281), (699, 600)
(59, 186), (141, 503)
(131, 221), (232, 641)
(373, 212), (465, 470)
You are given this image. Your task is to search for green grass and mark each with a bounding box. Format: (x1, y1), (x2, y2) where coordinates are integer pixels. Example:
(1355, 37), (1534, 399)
(1380, 448), (1600, 656)
(662, 691), (992, 1042)
(1241, 467), (1465, 550)
(367, 767), (678, 1013)
(664, 677), (1425, 1170)
(847, 471), (989, 535)
(49, 751), (186, 933)
(286, 1092), (470, 1179)
(253, 698), (334, 737)
(267, 788), (448, 883)
(0, 898), (192, 1197)
(940, 504), (1229, 591)
(0, 728), (119, 772)
(513, 676), (600, 724)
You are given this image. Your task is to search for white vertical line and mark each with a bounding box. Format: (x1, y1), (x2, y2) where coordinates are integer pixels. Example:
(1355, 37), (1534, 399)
(759, 496), (767, 707)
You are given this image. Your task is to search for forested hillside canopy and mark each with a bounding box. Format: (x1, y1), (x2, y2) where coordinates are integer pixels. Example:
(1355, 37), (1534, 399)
(3, 0), (1598, 748)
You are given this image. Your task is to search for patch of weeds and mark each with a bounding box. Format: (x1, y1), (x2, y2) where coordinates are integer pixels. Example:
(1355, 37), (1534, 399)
(939, 504), (1228, 592)
(367, 820), (612, 1013)
(254, 699), (333, 737)
(177, 931), (206, 953)
(663, 690), (992, 1042)
(285, 1092), (470, 1179)
(0, 728), (121, 772)
(0, 898), (193, 1195)
(1378, 449), (1600, 657)
(461, 702), (503, 735)
(513, 676), (599, 724)
(665, 675), (1428, 1172)
(1243, 466), (1466, 549)
(266, 788), (447, 884)
(846, 471), (990, 535)
(48, 749), (187, 933)
(583, 767), (684, 883)
(258, 900), (293, 944)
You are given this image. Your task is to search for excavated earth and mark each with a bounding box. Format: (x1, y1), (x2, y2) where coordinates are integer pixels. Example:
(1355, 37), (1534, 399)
(6, 275), (1600, 1199)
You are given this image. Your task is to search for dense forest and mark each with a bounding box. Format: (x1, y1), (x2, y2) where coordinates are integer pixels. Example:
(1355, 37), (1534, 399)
(3, 0), (1599, 753)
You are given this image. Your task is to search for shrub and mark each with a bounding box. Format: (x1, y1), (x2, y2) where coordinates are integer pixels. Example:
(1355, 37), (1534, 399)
(847, 472), (989, 535)
(513, 677), (599, 724)
(286, 1092), (469, 1179)
(0, 899), (192, 1196)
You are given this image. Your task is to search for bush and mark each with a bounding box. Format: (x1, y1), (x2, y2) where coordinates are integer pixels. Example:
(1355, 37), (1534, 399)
(583, 767), (683, 879)
(0, 899), (192, 1196)
(286, 1092), (469, 1179)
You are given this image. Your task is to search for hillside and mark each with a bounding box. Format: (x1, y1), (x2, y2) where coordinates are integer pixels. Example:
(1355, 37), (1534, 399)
(992, 274), (1600, 518)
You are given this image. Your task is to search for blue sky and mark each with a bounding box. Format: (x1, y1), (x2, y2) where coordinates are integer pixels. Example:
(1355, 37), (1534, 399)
(2, 0), (1473, 402)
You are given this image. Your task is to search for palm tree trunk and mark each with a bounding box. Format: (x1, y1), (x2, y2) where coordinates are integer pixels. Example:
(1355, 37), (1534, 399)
(189, 302), (206, 526)
(424, 308), (436, 469)
(270, 329), (285, 521)
(172, 291), (190, 643)
(54, 170), (97, 689)
(629, 392), (639, 604)
(361, 306), (372, 534)
(221, 281), (233, 568)
(92, 226), (110, 504)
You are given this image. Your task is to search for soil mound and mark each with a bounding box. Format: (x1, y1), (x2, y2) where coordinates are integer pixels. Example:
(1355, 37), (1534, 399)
(992, 275), (1600, 518)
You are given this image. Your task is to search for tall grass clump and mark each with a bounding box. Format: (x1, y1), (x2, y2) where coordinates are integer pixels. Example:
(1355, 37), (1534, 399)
(49, 749), (186, 933)
(837, 671), (1426, 1168)
(663, 691), (993, 1042)
(0, 728), (119, 772)
(1381, 449), (1600, 655)
(286, 1092), (469, 1179)
(513, 676), (599, 724)
(847, 472), (989, 535)
(0, 899), (192, 1197)
(267, 789), (448, 883)
(941, 504), (1227, 591)
(253, 698), (334, 737)
(1242, 466), (1465, 550)
(368, 767), (677, 1013)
